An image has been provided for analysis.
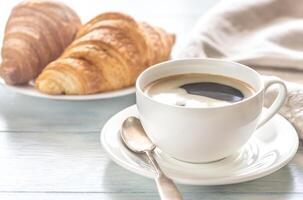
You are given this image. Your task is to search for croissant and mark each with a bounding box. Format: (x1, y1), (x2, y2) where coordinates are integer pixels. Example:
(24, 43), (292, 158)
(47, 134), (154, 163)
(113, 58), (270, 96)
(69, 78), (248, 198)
(35, 12), (175, 95)
(0, 0), (81, 85)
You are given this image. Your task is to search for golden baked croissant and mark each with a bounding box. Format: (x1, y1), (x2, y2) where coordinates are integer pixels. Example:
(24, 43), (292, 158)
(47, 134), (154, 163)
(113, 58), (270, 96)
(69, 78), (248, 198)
(35, 12), (175, 95)
(0, 0), (81, 85)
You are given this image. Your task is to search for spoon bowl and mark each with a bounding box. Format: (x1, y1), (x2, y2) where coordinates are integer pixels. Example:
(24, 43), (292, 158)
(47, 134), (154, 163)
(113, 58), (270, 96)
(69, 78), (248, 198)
(121, 116), (155, 153)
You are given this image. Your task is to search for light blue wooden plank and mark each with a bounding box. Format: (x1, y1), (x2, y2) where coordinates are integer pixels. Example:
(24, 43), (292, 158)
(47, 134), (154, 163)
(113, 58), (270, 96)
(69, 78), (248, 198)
(0, 130), (301, 194)
(1, 192), (303, 200)
(0, 87), (135, 132)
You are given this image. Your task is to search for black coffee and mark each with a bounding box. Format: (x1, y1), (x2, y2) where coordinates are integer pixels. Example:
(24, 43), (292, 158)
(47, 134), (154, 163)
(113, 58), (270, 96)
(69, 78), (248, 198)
(144, 73), (255, 107)
(180, 82), (244, 103)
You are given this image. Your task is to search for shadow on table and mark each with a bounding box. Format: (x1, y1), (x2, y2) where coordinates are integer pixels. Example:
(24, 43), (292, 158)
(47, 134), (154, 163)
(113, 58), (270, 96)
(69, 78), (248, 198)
(102, 161), (296, 200)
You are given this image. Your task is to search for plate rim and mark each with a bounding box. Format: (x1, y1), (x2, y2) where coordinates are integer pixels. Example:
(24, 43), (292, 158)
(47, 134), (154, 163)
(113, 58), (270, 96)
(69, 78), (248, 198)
(0, 78), (135, 100)
(101, 104), (299, 185)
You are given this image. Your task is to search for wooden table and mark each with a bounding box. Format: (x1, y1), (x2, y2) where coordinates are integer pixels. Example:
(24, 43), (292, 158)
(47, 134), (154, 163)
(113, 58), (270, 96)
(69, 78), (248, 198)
(0, 0), (303, 199)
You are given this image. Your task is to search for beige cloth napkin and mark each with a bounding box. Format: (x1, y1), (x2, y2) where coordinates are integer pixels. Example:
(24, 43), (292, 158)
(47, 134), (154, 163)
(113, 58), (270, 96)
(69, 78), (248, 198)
(178, 0), (303, 139)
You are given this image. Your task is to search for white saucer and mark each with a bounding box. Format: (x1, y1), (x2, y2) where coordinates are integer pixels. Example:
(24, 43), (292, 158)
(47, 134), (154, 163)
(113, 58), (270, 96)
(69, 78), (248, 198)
(101, 105), (299, 185)
(0, 78), (135, 100)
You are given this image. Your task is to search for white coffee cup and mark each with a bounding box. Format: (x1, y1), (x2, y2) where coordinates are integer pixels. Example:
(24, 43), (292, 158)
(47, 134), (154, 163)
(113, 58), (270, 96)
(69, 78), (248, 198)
(136, 58), (287, 163)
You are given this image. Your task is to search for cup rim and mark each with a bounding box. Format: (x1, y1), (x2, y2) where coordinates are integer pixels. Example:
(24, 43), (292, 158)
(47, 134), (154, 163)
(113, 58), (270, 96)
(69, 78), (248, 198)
(136, 58), (264, 109)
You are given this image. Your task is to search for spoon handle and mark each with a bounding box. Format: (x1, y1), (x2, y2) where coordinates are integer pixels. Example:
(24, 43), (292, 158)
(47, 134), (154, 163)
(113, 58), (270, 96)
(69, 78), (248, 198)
(145, 151), (183, 200)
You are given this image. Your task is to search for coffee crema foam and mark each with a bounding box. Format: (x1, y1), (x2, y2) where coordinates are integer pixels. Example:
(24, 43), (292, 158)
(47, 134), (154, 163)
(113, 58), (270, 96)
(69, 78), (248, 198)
(144, 73), (255, 108)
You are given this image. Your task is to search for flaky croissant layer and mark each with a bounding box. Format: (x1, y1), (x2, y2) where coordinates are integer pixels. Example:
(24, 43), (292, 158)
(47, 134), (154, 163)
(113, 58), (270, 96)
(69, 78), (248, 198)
(36, 12), (175, 95)
(0, 0), (81, 85)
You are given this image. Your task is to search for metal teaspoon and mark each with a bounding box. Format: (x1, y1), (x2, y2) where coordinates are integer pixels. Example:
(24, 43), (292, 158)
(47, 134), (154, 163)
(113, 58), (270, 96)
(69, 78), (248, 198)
(121, 117), (183, 200)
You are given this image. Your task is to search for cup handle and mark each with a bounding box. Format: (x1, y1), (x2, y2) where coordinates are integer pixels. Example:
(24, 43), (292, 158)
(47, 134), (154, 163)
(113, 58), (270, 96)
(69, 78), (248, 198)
(256, 76), (287, 129)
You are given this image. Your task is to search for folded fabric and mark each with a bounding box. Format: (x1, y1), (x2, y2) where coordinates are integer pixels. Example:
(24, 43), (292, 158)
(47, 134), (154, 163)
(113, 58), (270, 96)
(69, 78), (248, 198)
(265, 81), (303, 139)
(178, 0), (303, 139)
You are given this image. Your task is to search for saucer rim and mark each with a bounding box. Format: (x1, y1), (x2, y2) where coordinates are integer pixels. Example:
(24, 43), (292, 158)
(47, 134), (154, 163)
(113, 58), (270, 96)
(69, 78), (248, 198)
(101, 104), (299, 185)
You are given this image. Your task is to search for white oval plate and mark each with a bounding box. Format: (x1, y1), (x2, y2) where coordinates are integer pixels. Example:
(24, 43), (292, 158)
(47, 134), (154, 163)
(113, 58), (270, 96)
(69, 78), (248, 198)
(101, 105), (299, 185)
(0, 78), (135, 100)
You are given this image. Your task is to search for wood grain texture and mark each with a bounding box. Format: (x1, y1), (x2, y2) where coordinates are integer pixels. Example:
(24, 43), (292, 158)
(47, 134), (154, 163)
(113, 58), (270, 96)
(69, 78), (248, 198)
(0, 131), (301, 195)
(0, 86), (135, 132)
(1, 193), (303, 200)
(0, 0), (302, 199)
